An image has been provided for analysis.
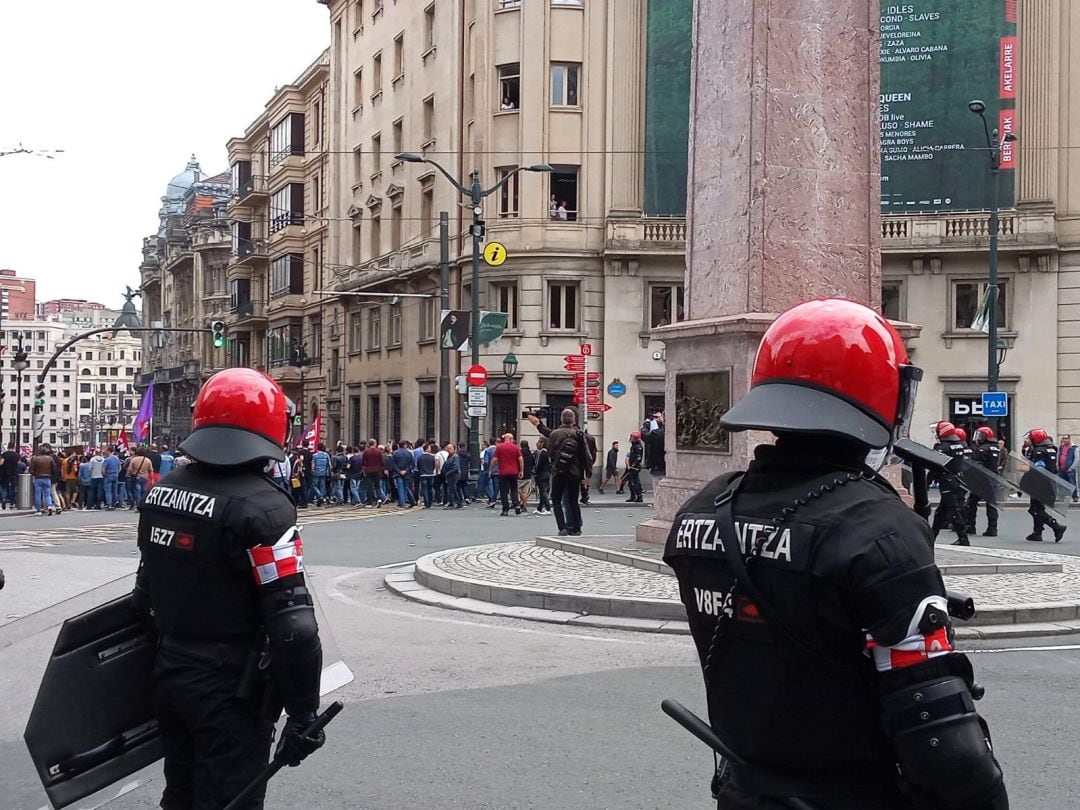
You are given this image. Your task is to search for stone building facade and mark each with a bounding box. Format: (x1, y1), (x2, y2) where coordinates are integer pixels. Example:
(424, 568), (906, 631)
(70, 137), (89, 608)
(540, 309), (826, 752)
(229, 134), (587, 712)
(314, 0), (684, 453)
(139, 157), (232, 445)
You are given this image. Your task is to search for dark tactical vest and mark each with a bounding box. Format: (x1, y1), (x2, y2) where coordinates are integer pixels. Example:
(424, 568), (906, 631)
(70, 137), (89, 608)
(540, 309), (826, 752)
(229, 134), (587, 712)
(664, 471), (912, 789)
(137, 465), (293, 640)
(974, 441), (1001, 473)
(1030, 441), (1058, 473)
(932, 440), (968, 494)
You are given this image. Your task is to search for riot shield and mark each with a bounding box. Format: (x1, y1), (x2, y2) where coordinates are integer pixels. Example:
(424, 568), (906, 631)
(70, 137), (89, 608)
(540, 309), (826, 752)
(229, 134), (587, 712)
(21, 569), (352, 809)
(23, 593), (161, 810)
(1000, 452), (1074, 522)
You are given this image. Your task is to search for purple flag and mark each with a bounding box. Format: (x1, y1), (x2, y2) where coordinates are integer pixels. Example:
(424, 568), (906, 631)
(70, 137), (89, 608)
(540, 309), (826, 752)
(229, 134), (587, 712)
(133, 383), (154, 443)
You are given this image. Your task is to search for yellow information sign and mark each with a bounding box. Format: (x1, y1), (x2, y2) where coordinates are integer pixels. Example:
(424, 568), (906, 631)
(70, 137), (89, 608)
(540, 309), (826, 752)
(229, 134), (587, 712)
(483, 241), (508, 267)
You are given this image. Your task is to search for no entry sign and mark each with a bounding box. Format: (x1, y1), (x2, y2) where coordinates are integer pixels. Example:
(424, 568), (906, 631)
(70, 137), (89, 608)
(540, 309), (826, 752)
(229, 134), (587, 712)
(466, 364), (488, 386)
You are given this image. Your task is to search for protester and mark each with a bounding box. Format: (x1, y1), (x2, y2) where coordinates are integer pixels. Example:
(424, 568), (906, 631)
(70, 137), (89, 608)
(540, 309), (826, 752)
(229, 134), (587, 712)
(493, 433), (524, 516)
(547, 409), (595, 536)
(127, 447), (154, 508)
(518, 439), (535, 513)
(442, 442), (463, 509)
(391, 441), (417, 508)
(361, 439), (386, 507)
(533, 437), (552, 515)
(0, 441), (19, 509)
(600, 441), (620, 495)
(29, 444), (58, 516)
(417, 443), (437, 507)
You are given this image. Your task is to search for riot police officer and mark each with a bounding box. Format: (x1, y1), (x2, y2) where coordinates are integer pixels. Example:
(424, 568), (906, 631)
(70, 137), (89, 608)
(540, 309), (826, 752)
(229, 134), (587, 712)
(663, 299), (1007, 810)
(624, 432), (644, 503)
(966, 426), (1001, 537)
(1023, 428), (1067, 543)
(930, 421), (971, 546)
(133, 368), (325, 809)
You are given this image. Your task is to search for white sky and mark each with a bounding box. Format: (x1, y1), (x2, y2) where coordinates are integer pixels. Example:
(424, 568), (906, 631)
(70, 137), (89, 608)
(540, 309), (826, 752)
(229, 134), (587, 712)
(0, 1), (328, 311)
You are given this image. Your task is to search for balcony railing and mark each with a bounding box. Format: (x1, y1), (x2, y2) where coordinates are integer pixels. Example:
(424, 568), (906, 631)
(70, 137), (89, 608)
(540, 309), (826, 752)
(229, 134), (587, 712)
(231, 299), (266, 320)
(234, 238), (268, 264)
(881, 213), (1019, 244)
(643, 219), (687, 243)
(236, 175), (267, 201)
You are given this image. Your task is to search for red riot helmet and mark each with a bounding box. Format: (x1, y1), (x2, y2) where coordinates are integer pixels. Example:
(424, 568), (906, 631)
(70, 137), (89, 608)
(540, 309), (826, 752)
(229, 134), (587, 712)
(630, 431), (642, 441)
(1025, 428), (1051, 446)
(720, 298), (922, 449)
(954, 428), (968, 443)
(974, 426), (995, 443)
(935, 421), (961, 442)
(180, 368), (289, 466)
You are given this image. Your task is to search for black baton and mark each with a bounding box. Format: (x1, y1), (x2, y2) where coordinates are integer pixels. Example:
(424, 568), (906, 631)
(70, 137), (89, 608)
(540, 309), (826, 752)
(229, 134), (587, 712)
(223, 700), (344, 810)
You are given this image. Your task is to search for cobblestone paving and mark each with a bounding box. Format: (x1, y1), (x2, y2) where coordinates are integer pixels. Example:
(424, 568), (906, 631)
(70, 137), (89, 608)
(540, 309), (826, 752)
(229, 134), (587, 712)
(431, 542), (679, 600)
(429, 542), (1080, 608)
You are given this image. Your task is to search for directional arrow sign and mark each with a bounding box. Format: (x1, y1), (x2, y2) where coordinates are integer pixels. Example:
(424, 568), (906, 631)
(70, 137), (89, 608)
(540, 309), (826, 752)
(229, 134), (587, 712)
(573, 391), (603, 405)
(564, 357), (586, 372)
(572, 372), (601, 385)
(588, 404), (613, 415)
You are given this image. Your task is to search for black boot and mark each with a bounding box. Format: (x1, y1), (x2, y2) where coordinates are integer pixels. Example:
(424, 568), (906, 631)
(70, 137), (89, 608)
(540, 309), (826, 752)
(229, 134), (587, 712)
(951, 536), (970, 546)
(1052, 522), (1067, 543)
(1026, 532), (1044, 542)
(982, 528), (998, 537)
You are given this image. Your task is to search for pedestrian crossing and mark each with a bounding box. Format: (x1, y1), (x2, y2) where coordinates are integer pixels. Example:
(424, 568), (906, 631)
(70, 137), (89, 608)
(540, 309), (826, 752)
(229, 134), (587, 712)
(0, 507), (403, 549)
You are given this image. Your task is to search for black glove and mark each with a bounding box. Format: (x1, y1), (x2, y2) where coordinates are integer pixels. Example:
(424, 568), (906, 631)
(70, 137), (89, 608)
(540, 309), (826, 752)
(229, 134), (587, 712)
(275, 712), (326, 767)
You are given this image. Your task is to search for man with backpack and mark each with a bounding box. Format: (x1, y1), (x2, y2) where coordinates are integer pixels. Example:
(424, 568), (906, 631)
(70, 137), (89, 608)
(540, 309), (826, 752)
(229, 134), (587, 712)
(547, 408), (595, 536)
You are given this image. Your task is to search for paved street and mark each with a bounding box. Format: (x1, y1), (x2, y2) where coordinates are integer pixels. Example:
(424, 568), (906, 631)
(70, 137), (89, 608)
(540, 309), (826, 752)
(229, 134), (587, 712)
(3, 502), (1080, 808)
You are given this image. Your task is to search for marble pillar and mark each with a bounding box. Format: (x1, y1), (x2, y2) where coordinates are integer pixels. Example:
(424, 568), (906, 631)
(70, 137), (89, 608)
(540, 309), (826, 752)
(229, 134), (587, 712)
(638, 0), (884, 543)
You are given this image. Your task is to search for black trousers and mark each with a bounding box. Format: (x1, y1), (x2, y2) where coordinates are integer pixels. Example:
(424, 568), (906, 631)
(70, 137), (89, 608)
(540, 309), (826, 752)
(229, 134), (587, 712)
(1029, 499), (1062, 534)
(965, 493), (998, 532)
(498, 474), (520, 512)
(551, 473), (582, 532)
(716, 782), (914, 810)
(624, 469), (642, 500)
(152, 646), (278, 810)
(930, 490), (967, 541)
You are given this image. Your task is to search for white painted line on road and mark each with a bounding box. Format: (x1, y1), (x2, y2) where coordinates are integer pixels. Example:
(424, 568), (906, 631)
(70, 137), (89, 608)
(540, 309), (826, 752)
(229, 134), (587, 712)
(376, 560), (417, 569)
(970, 644), (1080, 654)
(327, 571), (668, 646)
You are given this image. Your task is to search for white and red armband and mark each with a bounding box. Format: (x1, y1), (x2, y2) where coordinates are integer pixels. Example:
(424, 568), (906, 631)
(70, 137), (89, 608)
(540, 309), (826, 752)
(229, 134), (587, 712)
(865, 595), (954, 672)
(247, 524), (304, 586)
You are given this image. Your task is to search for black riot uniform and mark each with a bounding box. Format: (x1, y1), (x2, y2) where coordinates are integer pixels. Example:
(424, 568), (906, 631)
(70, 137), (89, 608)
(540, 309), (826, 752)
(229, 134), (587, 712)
(966, 434), (1001, 536)
(624, 437), (644, 503)
(664, 299), (1007, 810)
(1025, 436), (1066, 542)
(930, 436), (970, 546)
(133, 368), (323, 810)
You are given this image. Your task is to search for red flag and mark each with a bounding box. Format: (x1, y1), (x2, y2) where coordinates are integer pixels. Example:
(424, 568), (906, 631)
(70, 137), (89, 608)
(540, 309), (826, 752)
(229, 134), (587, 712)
(115, 428), (130, 454)
(301, 413), (322, 446)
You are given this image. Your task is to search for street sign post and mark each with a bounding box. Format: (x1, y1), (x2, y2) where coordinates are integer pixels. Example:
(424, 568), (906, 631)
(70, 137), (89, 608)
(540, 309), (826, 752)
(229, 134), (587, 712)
(467, 405), (488, 418)
(981, 392), (1008, 417)
(466, 364), (488, 387)
(467, 386), (487, 407)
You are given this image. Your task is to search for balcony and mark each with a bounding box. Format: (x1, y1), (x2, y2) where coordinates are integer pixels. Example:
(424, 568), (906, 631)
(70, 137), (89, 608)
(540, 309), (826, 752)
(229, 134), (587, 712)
(231, 299), (267, 325)
(162, 244), (194, 273)
(235, 175), (268, 203)
(233, 238), (268, 267)
(879, 210), (1056, 254)
(604, 216), (687, 256)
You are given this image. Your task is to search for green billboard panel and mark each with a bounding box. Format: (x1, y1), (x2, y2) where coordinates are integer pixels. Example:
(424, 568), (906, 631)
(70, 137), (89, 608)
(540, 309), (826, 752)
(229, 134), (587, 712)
(643, 0), (693, 217)
(880, 1), (1017, 213)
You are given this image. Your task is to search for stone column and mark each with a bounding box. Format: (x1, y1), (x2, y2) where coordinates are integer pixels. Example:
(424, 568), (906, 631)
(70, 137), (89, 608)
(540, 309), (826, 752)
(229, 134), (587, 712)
(638, 0), (883, 543)
(1016, 0), (1057, 207)
(606, 0), (645, 216)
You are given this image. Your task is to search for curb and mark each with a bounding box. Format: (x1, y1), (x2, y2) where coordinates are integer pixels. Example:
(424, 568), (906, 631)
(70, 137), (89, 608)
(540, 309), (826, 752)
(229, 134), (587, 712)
(385, 569), (1080, 640)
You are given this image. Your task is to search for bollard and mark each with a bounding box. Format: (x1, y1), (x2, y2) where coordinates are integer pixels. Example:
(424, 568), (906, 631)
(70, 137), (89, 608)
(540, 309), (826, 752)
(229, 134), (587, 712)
(17, 473), (33, 510)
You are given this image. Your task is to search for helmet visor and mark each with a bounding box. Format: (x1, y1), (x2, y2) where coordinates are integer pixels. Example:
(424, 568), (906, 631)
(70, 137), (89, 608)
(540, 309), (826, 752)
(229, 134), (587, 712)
(893, 364), (922, 441)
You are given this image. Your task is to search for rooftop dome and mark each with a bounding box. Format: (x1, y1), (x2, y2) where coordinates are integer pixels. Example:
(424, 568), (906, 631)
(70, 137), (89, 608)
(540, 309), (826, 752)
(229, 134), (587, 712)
(165, 154), (201, 199)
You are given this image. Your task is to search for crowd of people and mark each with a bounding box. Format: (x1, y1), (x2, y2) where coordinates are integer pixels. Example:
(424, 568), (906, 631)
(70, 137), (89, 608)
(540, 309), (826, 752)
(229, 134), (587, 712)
(0, 441), (187, 515)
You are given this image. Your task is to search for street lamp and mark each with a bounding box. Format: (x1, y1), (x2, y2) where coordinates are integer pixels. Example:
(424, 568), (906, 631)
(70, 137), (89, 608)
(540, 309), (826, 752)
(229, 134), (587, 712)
(395, 152), (552, 466)
(12, 341), (29, 449)
(968, 99), (1018, 439)
(501, 352), (520, 381)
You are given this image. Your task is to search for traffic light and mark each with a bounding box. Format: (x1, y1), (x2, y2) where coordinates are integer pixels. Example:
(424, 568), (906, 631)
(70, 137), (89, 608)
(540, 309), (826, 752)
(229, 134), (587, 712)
(211, 320), (227, 349)
(34, 381), (45, 408)
(455, 375), (467, 394)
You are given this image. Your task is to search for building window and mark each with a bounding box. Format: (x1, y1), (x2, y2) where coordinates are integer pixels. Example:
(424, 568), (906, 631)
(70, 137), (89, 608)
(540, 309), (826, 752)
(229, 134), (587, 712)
(270, 254), (305, 297)
(496, 166), (520, 218)
(422, 95), (435, 144)
(649, 283), (685, 328)
(350, 395), (362, 446)
(392, 118), (403, 156)
(423, 3), (436, 51)
(548, 281), (579, 331)
(953, 280), (1008, 330)
(230, 278), (253, 314)
(882, 281), (903, 321)
(551, 63), (580, 107)
(389, 303), (402, 346)
(270, 112), (305, 167)
(368, 307), (383, 350)
(421, 393), (436, 439)
(330, 349), (340, 388)
(353, 69), (363, 108)
(393, 33), (405, 80)
(491, 281), (519, 329)
(313, 175), (321, 212)
(498, 63), (520, 109)
(270, 183), (305, 232)
(420, 180), (434, 236)
(371, 211), (382, 256)
(553, 0), (584, 5)
(549, 166), (579, 220)
(352, 0), (364, 32)
(389, 394), (402, 439)
(353, 145), (363, 184)
(309, 318), (322, 363)
(369, 394), (381, 439)
(390, 201), (402, 251)
(419, 295), (436, 341)
(372, 52), (383, 95)
(371, 132), (382, 177)
(313, 99), (322, 146)
(349, 311), (363, 352)
(498, 0), (522, 8)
